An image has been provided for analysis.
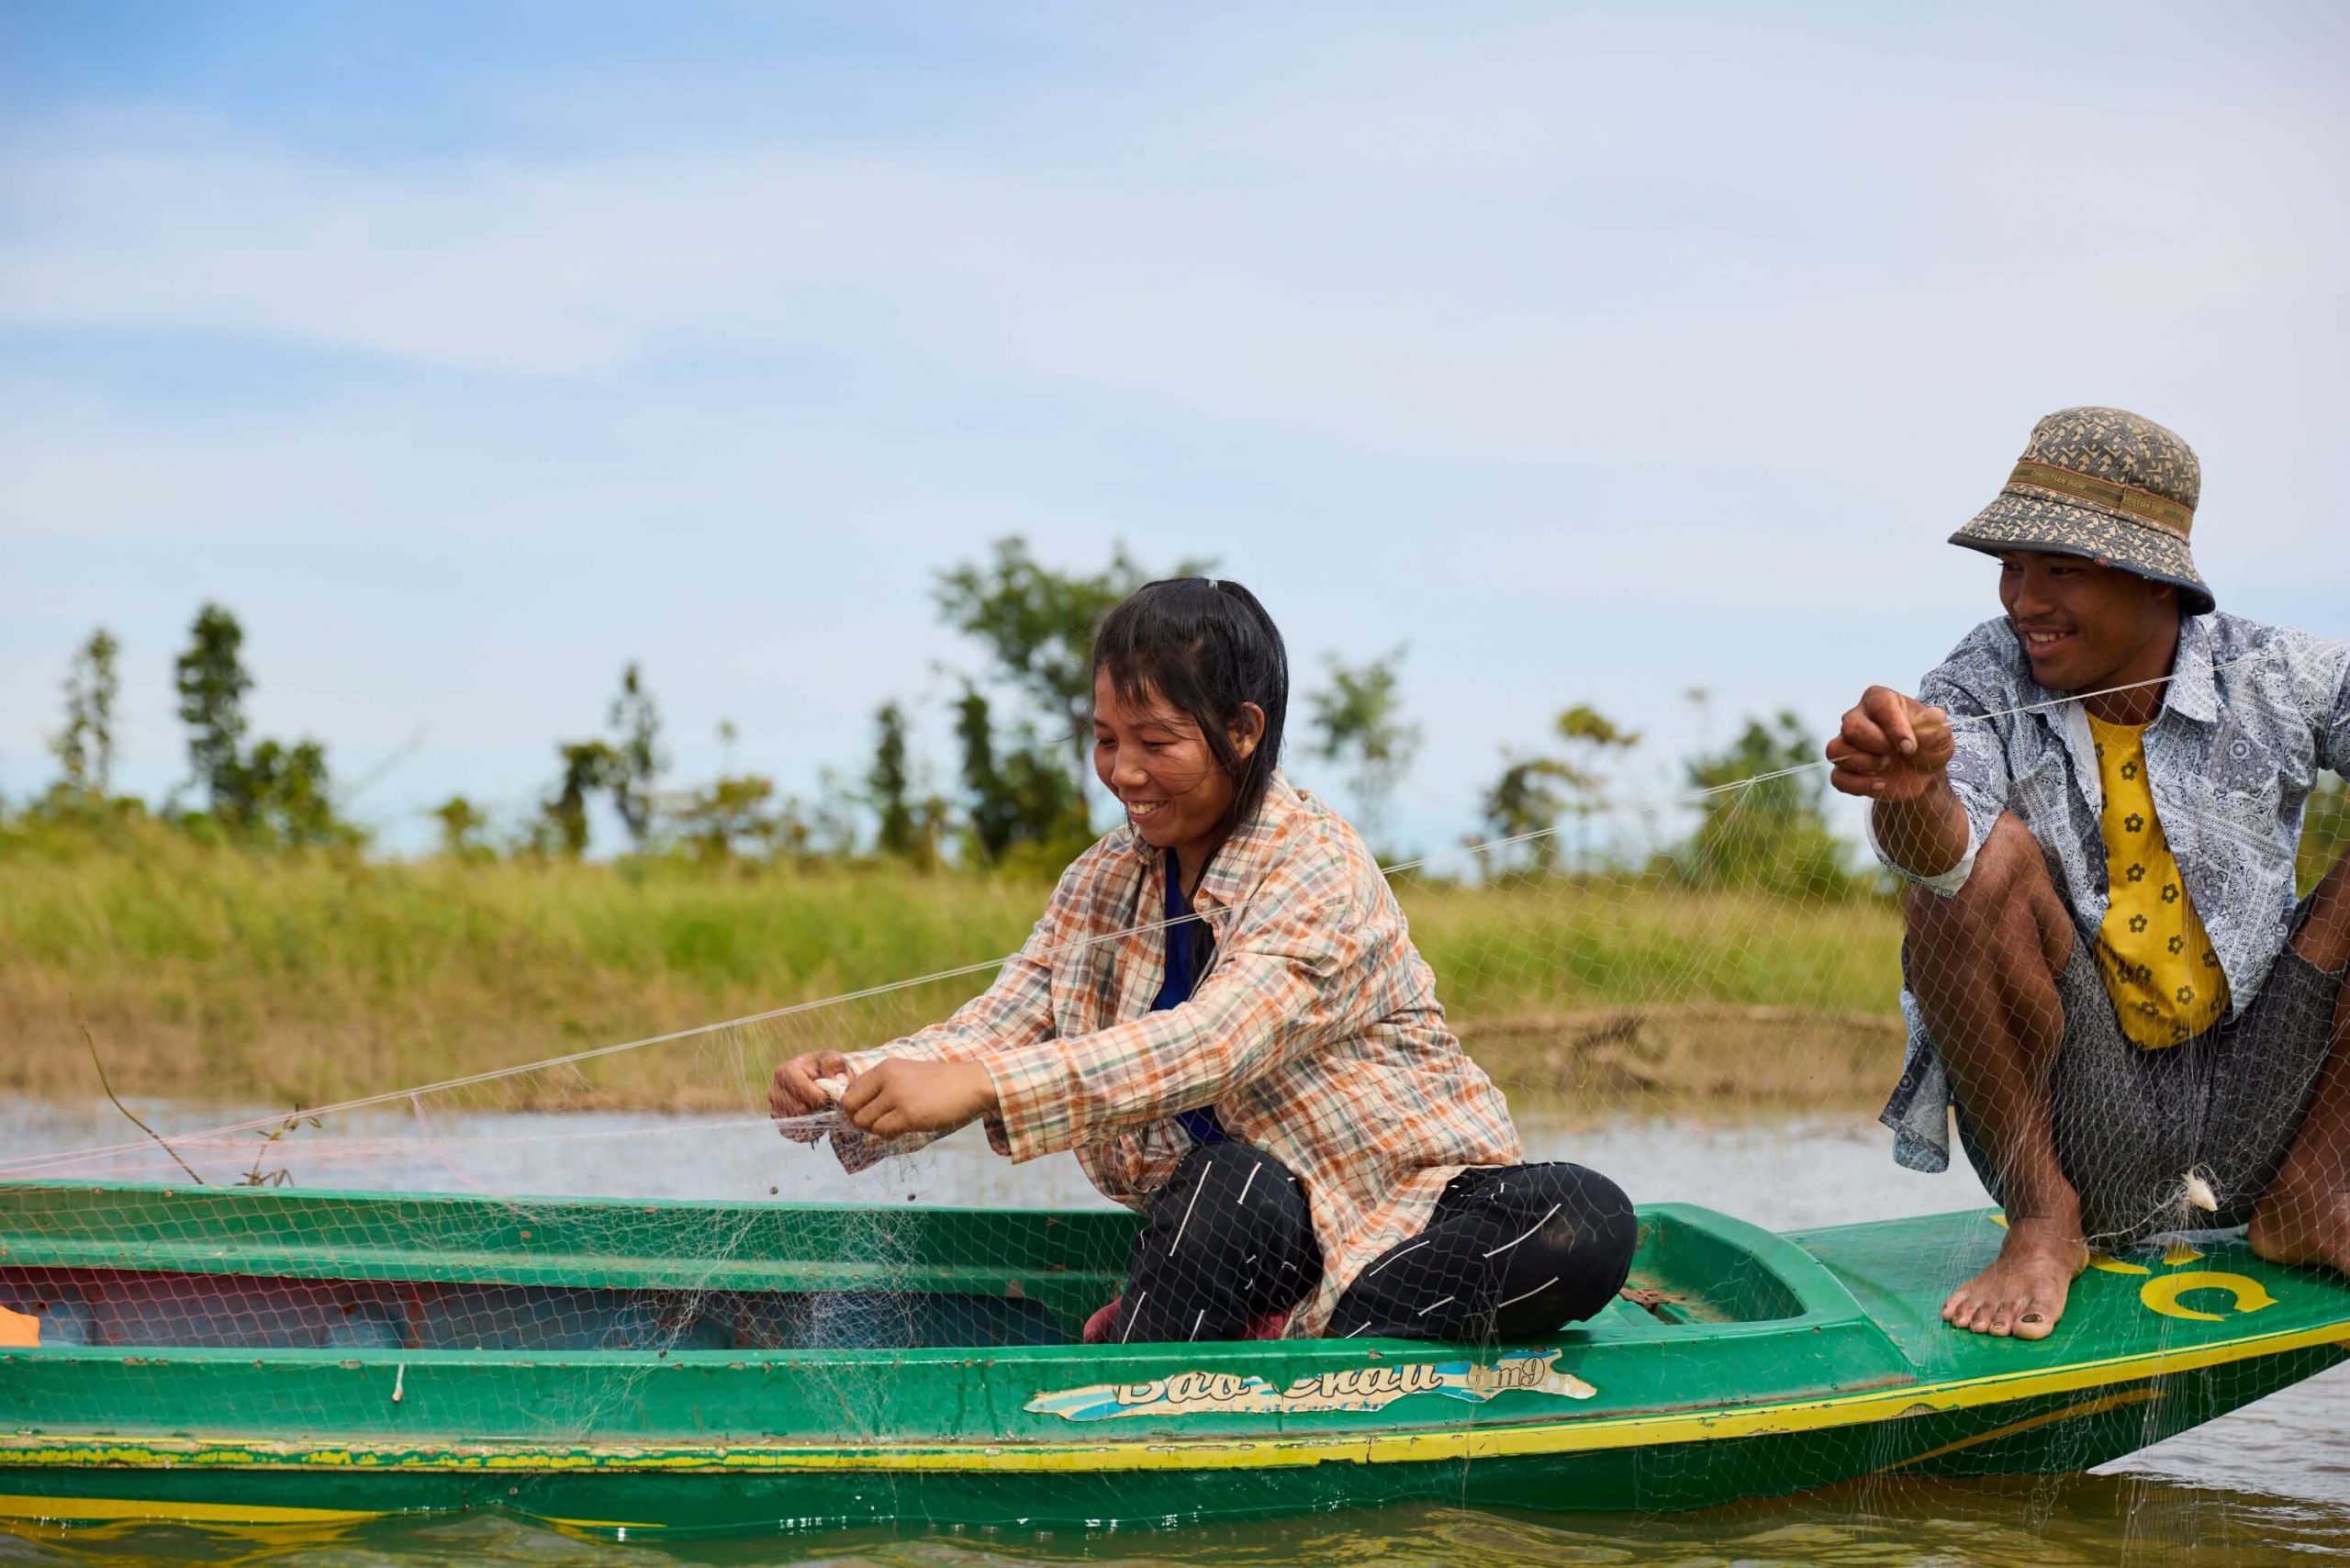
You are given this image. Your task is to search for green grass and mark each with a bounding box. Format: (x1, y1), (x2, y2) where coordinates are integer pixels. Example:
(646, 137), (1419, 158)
(1, 823), (1905, 1112)
(1404, 877), (1899, 1018)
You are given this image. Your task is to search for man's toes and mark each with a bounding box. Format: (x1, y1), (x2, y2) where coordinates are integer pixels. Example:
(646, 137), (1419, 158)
(2002, 1297), (2058, 1344)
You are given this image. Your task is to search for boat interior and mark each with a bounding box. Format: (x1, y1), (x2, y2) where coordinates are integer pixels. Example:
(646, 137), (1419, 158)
(0, 1197), (1821, 1352)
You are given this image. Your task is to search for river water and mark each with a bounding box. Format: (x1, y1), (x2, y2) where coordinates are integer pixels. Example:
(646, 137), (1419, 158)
(2, 1100), (2344, 1566)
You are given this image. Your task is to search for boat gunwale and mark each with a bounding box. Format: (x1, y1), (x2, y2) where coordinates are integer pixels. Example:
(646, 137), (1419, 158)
(0, 1189), (1876, 1346)
(0, 1177), (1134, 1223)
(0, 1305), (1870, 1370)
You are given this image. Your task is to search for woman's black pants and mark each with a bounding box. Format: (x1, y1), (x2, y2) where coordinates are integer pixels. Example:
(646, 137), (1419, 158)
(1111, 1141), (1638, 1343)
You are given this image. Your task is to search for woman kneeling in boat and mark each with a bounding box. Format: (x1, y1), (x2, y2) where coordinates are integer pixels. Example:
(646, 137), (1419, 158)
(770, 577), (1636, 1343)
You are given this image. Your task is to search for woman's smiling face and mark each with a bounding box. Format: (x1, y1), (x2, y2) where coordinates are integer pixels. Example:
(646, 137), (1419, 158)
(1091, 667), (1258, 868)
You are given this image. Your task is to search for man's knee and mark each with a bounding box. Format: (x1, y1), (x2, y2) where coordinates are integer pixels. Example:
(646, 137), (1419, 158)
(1906, 814), (2067, 966)
(2291, 850), (2350, 977)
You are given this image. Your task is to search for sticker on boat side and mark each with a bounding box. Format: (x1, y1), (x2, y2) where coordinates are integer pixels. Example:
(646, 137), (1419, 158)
(1024, 1348), (1596, 1422)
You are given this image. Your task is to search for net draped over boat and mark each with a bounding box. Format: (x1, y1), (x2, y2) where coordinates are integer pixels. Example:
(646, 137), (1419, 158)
(3, 634), (2344, 1547)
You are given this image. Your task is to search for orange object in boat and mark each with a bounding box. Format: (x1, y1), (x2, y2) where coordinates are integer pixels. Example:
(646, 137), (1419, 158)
(0, 1305), (39, 1347)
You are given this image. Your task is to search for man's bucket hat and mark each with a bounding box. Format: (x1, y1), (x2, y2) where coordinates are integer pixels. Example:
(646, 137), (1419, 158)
(1950, 406), (2214, 616)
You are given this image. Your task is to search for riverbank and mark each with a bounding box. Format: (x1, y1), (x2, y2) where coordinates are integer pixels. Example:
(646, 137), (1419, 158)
(2, 829), (1903, 1113)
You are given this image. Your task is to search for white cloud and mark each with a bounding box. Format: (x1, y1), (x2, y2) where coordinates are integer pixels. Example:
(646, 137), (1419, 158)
(3, 5), (2345, 849)
(5, 26), (2339, 462)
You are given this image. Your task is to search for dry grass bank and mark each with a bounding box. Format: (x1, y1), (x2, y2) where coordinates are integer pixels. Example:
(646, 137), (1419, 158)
(1463, 1006), (1908, 1121)
(1, 827), (1905, 1114)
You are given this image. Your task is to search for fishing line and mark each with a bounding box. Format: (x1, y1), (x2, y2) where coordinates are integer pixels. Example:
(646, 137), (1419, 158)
(2, 645), (2300, 1178)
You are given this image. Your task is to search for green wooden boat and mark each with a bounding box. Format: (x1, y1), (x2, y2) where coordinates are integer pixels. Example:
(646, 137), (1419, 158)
(1, 1180), (2345, 1539)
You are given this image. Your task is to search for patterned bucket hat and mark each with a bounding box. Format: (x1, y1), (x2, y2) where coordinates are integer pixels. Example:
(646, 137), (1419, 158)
(1949, 406), (2213, 615)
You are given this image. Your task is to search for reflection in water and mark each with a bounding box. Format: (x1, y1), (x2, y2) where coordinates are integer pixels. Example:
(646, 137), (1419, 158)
(8, 1480), (2349, 1567)
(3, 1097), (2345, 1564)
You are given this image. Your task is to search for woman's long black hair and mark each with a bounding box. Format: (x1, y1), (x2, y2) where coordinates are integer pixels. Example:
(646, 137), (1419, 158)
(1091, 577), (1289, 846)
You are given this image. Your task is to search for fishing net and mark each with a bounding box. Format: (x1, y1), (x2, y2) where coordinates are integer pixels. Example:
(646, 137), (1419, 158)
(2, 636), (2344, 1554)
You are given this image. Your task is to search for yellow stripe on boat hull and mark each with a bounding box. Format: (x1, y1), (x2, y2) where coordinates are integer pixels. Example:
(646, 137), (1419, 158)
(0, 1491), (381, 1525)
(2, 1318), (2343, 1483)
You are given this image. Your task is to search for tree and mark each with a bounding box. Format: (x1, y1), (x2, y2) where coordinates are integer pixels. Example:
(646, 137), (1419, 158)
(1307, 648), (1421, 854)
(1552, 704), (1641, 867)
(868, 701), (918, 860)
(534, 741), (616, 858)
(50, 628), (121, 799)
(605, 661), (666, 848)
(955, 686), (1018, 863)
(1675, 710), (1854, 897)
(952, 684), (1091, 868)
(174, 604), (253, 817)
(525, 665), (665, 858)
(934, 536), (1212, 796)
(1472, 756), (1580, 879)
(164, 604), (353, 846)
(243, 738), (346, 847)
(431, 795), (493, 859)
(1467, 701), (1640, 879)
(670, 774), (806, 862)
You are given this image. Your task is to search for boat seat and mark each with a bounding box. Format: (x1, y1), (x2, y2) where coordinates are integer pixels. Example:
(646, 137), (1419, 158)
(1607, 1209), (1813, 1326)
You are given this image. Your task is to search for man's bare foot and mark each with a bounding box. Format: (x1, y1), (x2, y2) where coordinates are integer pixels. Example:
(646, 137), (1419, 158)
(1942, 1216), (2087, 1339)
(2246, 1177), (2350, 1274)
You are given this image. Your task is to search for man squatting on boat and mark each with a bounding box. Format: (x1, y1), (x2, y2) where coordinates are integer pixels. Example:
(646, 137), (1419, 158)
(771, 577), (1638, 1343)
(1830, 407), (2350, 1339)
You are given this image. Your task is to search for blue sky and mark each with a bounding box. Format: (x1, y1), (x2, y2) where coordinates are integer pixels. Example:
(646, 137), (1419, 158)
(5, 2), (2346, 856)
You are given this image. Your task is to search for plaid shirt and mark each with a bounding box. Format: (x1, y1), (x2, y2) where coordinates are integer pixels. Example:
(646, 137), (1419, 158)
(838, 772), (1522, 1335)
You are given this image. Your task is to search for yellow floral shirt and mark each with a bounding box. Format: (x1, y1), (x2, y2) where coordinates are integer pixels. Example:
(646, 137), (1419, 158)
(2087, 714), (2231, 1047)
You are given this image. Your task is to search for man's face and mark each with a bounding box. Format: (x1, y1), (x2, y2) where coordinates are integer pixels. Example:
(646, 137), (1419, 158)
(1996, 551), (2177, 693)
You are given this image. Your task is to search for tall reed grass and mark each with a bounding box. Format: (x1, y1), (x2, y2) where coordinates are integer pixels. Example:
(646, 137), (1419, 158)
(2, 823), (1903, 1113)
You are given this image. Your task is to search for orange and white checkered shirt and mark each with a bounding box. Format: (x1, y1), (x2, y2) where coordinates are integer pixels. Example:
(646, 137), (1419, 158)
(839, 772), (1522, 1336)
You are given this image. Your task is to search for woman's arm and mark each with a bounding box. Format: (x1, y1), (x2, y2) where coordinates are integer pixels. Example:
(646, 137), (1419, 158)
(984, 862), (1373, 1162)
(816, 935), (1054, 1166)
(814, 849), (1102, 1163)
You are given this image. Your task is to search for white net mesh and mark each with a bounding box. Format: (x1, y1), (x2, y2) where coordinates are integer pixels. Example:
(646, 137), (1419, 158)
(2, 638), (2345, 1560)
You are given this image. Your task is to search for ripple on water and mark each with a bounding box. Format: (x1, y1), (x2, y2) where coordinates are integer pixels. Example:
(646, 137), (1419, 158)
(7, 1483), (2350, 1568)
